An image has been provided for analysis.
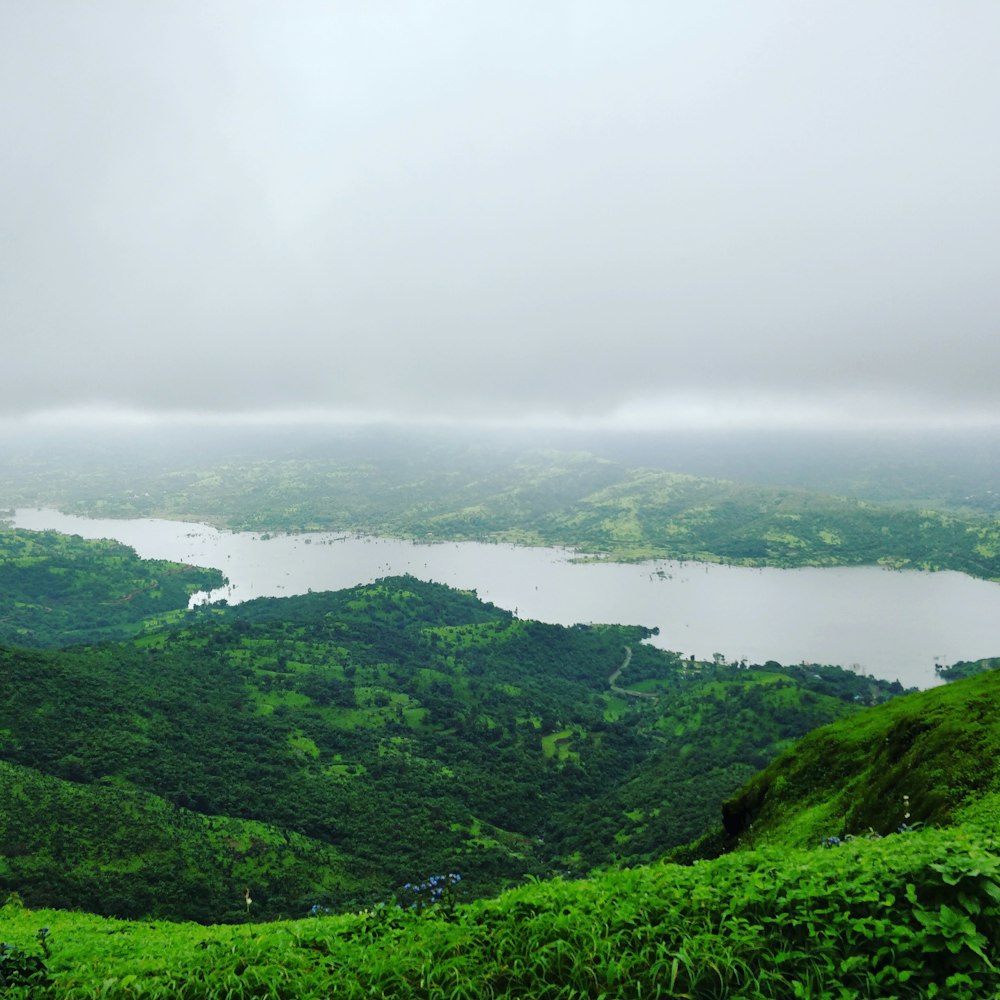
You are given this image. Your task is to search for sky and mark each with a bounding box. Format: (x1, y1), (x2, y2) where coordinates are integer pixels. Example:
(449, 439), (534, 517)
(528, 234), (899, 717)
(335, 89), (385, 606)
(3, 1), (1000, 432)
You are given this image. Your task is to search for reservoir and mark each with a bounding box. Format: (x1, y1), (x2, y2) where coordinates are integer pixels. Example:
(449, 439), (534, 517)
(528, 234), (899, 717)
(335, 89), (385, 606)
(13, 507), (1000, 689)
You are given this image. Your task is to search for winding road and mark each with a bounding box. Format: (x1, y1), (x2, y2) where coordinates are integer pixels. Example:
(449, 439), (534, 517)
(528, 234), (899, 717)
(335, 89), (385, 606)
(608, 646), (659, 701)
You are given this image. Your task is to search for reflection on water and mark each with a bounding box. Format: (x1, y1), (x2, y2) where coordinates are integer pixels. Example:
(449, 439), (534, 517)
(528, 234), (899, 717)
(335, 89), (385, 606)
(13, 507), (1000, 689)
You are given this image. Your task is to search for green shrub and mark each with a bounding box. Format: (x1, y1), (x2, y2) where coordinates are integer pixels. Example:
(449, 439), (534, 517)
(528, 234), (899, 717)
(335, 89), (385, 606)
(2, 820), (997, 998)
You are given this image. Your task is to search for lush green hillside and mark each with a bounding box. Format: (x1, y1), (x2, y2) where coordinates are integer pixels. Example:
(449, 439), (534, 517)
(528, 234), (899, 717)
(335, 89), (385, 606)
(537, 658), (903, 870)
(0, 760), (365, 924)
(721, 670), (1000, 850)
(3, 814), (999, 998)
(935, 654), (1000, 682)
(1, 542), (997, 995)
(0, 574), (901, 921)
(0, 527), (224, 647)
(5, 436), (1000, 578)
(3, 665), (999, 997)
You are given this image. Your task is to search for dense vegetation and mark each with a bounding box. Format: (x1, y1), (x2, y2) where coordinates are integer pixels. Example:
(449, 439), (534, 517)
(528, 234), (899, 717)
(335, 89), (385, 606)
(4, 431), (1000, 578)
(0, 527), (224, 647)
(3, 811), (999, 998)
(5, 673), (1000, 995)
(0, 561), (903, 922)
(935, 654), (1000, 682)
(0, 760), (363, 925)
(2, 428), (999, 994)
(721, 670), (1000, 849)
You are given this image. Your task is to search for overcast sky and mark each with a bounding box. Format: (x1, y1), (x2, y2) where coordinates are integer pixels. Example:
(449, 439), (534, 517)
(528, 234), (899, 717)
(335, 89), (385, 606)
(3, 2), (1000, 431)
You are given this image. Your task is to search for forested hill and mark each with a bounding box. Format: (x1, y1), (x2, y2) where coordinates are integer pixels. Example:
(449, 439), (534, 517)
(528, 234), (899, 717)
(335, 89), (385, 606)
(4, 676), (1000, 997)
(0, 574), (906, 922)
(3, 531), (998, 997)
(0, 526), (225, 647)
(5, 436), (1000, 578)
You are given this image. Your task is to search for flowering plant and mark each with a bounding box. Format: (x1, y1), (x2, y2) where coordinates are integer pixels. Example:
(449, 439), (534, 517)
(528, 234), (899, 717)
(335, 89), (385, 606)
(401, 873), (462, 916)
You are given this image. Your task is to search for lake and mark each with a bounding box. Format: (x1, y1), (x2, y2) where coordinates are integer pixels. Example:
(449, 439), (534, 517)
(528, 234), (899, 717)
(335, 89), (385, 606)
(13, 507), (1000, 689)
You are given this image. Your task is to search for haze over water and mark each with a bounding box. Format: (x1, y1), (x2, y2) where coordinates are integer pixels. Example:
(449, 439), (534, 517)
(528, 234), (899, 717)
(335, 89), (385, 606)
(15, 508), (1000, 690)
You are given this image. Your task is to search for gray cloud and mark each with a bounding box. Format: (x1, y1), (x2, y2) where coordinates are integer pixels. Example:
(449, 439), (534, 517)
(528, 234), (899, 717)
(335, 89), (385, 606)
(3, 1), (1000, 428)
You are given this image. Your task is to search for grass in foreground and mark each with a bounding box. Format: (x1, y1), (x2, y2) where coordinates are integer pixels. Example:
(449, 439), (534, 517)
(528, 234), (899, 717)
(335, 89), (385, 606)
(2, 820), (998, 999)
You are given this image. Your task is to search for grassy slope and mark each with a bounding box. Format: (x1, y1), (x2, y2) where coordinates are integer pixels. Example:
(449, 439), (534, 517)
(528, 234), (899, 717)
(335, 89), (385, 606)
(3, 623), (1000, 996)
(721, 670), (1000, 849)
(3, 816), (999, 998)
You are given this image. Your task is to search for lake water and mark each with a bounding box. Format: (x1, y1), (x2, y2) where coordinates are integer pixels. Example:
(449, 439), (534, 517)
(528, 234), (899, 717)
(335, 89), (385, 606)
(13, 507), (1000, 689)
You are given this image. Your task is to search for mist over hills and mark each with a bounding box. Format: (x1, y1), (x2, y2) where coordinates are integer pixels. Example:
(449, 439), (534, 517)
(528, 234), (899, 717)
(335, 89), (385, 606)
(5, 427), (1000, 584)
(5, 0), (1000, 989)
(5, 423), (1000, 511)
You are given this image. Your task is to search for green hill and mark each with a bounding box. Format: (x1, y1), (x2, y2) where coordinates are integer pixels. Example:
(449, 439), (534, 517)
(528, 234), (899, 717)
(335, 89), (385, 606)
(0, 573), (902, 921)
(1, 566), (998, 995)
(6, 437), (1000, 578)
(0, 759), (365, 924)
(4, 673), (999, 998)
(721, 670), (1000, 849)
(0, 526), (225, 647)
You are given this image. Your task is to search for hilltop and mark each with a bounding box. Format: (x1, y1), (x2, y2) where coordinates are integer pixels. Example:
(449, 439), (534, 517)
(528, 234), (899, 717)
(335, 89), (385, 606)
(0, 526), (224, 647)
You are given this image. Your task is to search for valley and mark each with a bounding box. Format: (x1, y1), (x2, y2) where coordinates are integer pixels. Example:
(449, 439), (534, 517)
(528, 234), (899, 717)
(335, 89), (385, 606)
(12, 506), (1000, 689)
(7, 2), (1000, 990)
(0, 566), (906, 922)
(2, 430), (999, 997)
